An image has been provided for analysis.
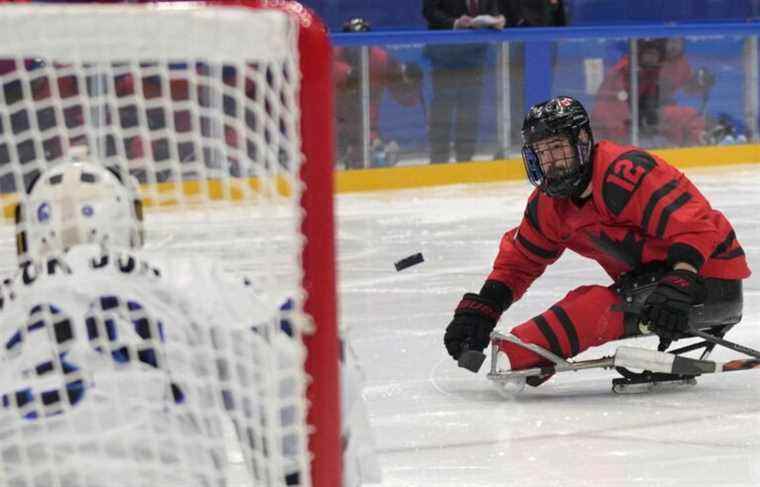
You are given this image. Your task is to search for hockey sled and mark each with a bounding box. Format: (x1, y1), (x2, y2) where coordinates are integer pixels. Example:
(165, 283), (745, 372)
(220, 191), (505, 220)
(486, 326), (760, 394)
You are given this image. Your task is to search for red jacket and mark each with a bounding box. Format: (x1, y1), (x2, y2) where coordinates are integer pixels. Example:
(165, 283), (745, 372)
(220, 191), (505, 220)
(334, 47), (420, 140)
(488, 141), (750, 300)
(591, 54), (703, 145)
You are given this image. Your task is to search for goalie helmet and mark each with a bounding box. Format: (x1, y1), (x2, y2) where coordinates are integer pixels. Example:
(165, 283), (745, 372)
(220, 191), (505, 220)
(16, 160), (143, 263)
(521, 96), (594, 198)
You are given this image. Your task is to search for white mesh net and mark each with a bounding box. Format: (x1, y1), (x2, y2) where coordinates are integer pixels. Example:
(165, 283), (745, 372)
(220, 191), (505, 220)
(0, 3), (321, 487)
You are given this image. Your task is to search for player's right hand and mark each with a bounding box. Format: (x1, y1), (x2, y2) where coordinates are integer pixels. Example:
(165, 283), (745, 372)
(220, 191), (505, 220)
(639, 269), (707, 340)
(444, 293), (504, 360)
(453, 15), (473, 29)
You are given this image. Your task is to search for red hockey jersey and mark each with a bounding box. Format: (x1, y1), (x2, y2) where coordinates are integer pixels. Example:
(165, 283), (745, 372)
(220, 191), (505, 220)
(488, 141), (750, 301)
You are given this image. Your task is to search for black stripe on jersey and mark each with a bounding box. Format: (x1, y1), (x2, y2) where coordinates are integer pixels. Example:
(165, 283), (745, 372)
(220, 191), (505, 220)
(641, 179), (678, 233)
(711, 230), (736, 258)
(550, 305), (580, 356)
(524, 196), (542, 234)
(713, 247), (745, 260)
(517, 233), (560, 260)
(533, 315), (563, 357)
(656, 192), (692, 238)
(667, 242), (705, 271)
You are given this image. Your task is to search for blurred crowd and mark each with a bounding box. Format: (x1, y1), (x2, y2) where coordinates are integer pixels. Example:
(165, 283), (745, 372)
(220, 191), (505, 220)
(0, 1), (748, 181)
(335, 0), (570, 168)
(334, 0), (749, 169)
(592, 37), (717, 148)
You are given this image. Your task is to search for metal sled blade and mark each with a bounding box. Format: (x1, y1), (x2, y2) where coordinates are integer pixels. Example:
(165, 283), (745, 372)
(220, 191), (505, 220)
(612, 375), (697, 394)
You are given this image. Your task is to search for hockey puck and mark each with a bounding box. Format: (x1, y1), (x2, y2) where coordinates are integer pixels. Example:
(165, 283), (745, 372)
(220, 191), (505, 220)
(394, 252), (424, 271)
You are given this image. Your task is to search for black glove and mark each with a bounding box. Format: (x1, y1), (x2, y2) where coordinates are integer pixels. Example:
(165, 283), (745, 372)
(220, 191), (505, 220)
(639, 269), (707, 340)
(444, 293), (504, 361)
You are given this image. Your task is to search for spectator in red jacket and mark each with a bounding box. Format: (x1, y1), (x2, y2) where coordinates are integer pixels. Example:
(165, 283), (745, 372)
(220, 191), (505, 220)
(592, 38), (715, 148)
(335, 18), (423, 169)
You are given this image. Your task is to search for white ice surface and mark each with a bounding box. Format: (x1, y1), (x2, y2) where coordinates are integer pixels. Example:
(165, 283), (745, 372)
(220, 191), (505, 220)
(337, 164), (760, 487)
(0, 164), (755, 487)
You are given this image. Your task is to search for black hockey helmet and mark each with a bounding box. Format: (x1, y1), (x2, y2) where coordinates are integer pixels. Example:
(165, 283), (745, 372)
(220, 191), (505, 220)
(342, 17), (371, 32)
(521, 96), (594, 198)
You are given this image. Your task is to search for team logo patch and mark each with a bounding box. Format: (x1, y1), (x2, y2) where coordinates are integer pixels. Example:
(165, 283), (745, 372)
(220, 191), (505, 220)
(37, 202), (50, 222)
(602, 151), (657, 215)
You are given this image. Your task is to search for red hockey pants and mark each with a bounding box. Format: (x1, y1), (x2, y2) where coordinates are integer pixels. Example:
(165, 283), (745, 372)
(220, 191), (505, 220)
(496, 285), (626, 370)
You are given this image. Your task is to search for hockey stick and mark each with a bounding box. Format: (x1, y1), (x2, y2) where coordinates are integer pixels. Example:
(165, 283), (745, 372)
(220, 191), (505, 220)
(615, 346), (760, 375)
(686, 328), (760, 359)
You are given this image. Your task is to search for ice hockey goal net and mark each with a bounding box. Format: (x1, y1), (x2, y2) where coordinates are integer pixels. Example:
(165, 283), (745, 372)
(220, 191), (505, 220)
(0, 1), (338, 486)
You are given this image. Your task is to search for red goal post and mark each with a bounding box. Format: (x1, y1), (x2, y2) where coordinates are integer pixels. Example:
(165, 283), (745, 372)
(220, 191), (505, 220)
(250, 2), (341, 486)
(261, 1), (343, 486)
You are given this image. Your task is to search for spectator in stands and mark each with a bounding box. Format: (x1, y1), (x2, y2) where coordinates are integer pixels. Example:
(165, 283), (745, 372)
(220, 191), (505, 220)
(422, 0), (505, 163)
(334, 18), (423, 169)
(495, 0), (567, 158)
(499, 0), (566, 27)
(592, 37), (716, 147)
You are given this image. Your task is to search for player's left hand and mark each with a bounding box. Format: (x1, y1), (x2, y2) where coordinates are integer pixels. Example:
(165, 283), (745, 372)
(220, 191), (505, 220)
(639, 269), (707, 340)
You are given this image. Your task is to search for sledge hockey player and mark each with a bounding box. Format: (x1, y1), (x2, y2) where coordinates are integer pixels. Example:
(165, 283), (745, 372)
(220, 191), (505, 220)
(443, 95), (751, 391)
(0, 159), (379, 486)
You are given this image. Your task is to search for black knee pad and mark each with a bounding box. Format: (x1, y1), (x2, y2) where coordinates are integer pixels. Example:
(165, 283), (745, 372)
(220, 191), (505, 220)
(613, 266), (665, 337)
(692, 278), (743, 328)
(614, 266), (743, 337)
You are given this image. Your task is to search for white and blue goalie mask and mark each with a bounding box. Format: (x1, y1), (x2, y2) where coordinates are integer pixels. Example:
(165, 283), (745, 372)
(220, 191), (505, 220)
(16, 160), (143, 263)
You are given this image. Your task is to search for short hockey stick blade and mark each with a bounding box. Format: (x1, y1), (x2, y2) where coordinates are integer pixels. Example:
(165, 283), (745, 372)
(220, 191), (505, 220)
(458, 347), (487, 373)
